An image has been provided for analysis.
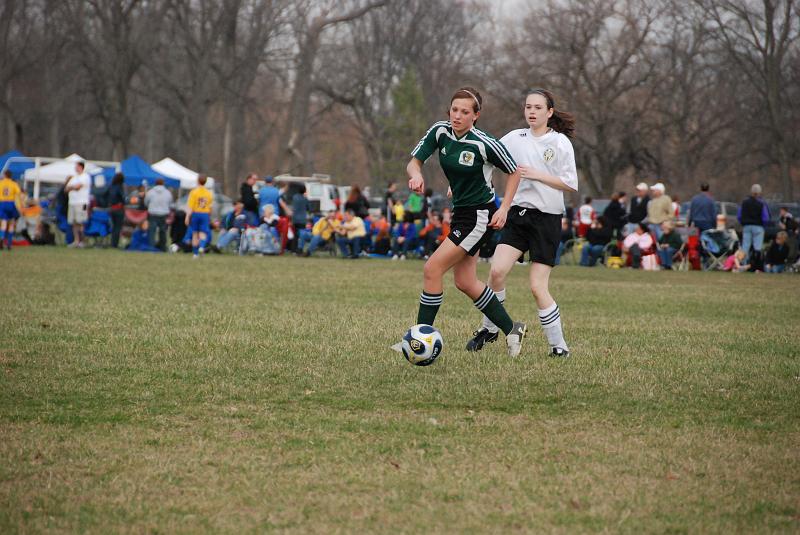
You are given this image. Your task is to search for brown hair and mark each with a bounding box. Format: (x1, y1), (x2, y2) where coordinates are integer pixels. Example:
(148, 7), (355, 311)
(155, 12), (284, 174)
(347, 184), (362, 203)
(198, 174), (207, 186)
(527, 89), (575, 138)
(450, 86), (482, 114)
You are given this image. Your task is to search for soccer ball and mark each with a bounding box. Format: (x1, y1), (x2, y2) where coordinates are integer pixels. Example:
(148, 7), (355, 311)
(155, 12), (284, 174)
(401, 324), (443, 366)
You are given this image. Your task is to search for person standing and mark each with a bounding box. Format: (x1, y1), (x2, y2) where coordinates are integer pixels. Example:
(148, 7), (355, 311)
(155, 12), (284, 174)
(185, 175), (213, 259)
(65, 161), (91, 248)
(405, 86), (527, 357)
(646, 182), (672, 239)
(602, 192), (627, 237)
(738, 184), (769, 263)
(688, 182), (716, 232)
(576, 196), (594, 238)
(466, 89), (577, 357)
(144, 178), (173, 251)
(240, 173), (260, 226)
(628, 182), (650, 234)
(258, 175), (290, 219)
(0, 170), (22, 250)
(290, 184), (310, 252)
(384, 182), (397, 223)
(108, 173), (126, 248)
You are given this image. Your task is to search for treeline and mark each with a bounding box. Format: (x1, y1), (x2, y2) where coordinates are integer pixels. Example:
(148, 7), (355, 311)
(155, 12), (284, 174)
(1, 0), (798, 201)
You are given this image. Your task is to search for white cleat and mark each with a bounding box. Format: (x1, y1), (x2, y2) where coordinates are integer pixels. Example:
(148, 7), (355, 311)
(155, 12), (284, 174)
(506, 322), (527, 357)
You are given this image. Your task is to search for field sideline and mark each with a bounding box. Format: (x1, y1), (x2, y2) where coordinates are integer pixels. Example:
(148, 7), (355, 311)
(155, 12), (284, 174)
(1, 248), (798, 533)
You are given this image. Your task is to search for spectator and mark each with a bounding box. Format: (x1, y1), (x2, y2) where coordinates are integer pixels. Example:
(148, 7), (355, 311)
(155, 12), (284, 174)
(722, 248), (749, 272)
(765, 231), (789, 273)
(383, 182), (397, 221)
(657, 220), (683, 270)
(391, 213), (418, 260)
(778, 206), (798, 258)
(290, 184), (310, 252)
(623, 222), (654, 269)
(419, 212), (449, 258)
(65, 161), (91, 248)
(25, 221), (55, 246)
(628, 182), (650, 232)
(602, 191), (627, 237)
(108, 172), (125, 248)
(405, 189), (424, 221)
(576, 196), (594, 237)
(392, 196), (405, 224)
(580, 215), (612, 267)
(258, 176), (290, 219)
(373, 226), (392, 255)
(737, 183), (769, 263)
(212, 200), (247, 252)
(647, 182), (673, 239)
(336, 209), (366, 258)
(345, 185), (370, 219)
(302, 210), (340, 257)
(671, 194), (681, 220)
(240, 173), (260, 225)
(555, 217), (573, 265)
(144, 178), (173, 251)
(688, 182), (716, 232)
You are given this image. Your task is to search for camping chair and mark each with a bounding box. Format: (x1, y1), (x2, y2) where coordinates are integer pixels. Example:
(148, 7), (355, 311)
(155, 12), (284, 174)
(672, 227), (698, 271)
(700, 229), (737, 270)
(84, 208), (112, 247)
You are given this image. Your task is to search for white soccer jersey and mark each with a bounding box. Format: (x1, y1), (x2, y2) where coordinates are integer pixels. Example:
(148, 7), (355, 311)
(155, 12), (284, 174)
(500, 128), (578, 214)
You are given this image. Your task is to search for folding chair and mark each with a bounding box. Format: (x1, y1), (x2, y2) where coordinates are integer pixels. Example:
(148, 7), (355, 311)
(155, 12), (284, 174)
(700, 229), (737, 270)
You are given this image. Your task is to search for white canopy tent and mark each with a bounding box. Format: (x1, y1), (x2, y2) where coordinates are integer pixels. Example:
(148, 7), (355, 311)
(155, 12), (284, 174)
(23, 154), (114, 199)
(151, 158), (215, 190)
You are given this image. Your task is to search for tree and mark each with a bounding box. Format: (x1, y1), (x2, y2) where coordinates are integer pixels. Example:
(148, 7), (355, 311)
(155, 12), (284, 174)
(275, 0), (387, 175)
(696, 0), (799, 200)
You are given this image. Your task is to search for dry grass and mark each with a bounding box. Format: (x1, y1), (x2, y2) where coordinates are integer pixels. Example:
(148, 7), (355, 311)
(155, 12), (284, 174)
(1, 248), (798, 533)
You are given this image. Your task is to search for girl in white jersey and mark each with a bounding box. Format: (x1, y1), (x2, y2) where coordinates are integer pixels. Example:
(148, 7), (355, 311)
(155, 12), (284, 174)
(466, 89), (577, 357)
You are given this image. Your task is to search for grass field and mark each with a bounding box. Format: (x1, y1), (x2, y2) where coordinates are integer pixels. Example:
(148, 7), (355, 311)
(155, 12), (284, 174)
(1, 248), (799, 533)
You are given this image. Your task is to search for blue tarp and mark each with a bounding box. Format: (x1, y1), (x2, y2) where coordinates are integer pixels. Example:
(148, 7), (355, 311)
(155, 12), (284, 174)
(115, 155), (180, 189)
(0, 150), (35, 179)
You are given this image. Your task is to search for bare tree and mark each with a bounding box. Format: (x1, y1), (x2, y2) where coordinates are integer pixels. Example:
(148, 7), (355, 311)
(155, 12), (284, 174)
(275, 0), (387, 175)
(696, 0), (799, 200)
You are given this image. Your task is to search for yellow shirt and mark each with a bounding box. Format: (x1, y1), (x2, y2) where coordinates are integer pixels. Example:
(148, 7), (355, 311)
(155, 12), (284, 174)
(0, 178), (21, 203)
(188, 186), (213, 214)
(312, 217), (340, 240)
(344, 216), (367, 239)
(392, 202), (405, 223)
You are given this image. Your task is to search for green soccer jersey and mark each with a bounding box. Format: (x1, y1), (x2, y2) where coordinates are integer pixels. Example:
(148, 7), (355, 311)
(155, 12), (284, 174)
(411, 121), (517, 208)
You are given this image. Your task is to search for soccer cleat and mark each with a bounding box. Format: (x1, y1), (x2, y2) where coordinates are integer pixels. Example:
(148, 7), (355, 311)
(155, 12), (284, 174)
(551, 347), (570, 358)
(506, 322), (527, 357)
(465, 328), (499, 352)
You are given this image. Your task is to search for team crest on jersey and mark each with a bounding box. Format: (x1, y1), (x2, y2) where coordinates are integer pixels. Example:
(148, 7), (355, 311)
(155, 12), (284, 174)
(543, 148), (555, 162)
(458, 151), (475, 166)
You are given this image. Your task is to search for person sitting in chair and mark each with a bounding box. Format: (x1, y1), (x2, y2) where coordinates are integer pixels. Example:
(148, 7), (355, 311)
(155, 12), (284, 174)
(623, 223), (654, 269)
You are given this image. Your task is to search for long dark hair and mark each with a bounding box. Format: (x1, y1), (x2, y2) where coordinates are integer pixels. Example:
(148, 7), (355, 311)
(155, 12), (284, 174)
(527, 89), (575, 138)
(112, 172), (124, 186)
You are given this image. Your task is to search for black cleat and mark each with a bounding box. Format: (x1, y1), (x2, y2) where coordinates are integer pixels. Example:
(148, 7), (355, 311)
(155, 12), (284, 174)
(465, 328), (499, 352)
(551, 347), (570, 358)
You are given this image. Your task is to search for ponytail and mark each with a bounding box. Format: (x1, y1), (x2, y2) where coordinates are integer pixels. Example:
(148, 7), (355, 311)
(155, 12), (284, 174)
(527, 89), (576, 138)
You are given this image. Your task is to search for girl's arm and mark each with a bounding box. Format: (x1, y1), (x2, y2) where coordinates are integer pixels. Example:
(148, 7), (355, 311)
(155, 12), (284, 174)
(489, 170), (522, 229)
(517, 166), (577, 192)
(407, 158), (425, 193)
(517, 138), (578, 193)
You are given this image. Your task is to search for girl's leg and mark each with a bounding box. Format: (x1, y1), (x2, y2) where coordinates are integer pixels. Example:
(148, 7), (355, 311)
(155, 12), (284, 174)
(417, 239), (466, 325)
(479, 244), (522, 333)
(530, 262), (568, 353)
(453, 250), (515, 336)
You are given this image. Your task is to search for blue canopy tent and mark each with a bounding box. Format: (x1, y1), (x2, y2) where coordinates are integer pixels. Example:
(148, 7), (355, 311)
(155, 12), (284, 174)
(115, 155), (180, 189)
(0, 150), (35, 179)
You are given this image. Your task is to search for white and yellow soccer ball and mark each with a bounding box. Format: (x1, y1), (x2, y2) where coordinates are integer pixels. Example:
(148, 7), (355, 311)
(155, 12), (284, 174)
(401, 324), (444, 366)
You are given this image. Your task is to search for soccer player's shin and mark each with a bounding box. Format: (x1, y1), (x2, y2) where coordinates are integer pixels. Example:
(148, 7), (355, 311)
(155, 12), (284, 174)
(417, 291), (443, 326)
(480, 288), (505, 333)
(539, 302), (567, 351)
(474, 286), (512, 335)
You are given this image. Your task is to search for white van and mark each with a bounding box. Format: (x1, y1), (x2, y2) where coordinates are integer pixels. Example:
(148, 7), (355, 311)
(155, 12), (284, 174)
(273, 174), (340, 214)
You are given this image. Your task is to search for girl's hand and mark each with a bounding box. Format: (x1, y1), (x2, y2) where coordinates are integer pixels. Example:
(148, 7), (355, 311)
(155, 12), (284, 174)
(184, 216), (190, 226)
(489, 206), (508, 229)
(518, 165), (539, 181)
(408, 175), (424, 193)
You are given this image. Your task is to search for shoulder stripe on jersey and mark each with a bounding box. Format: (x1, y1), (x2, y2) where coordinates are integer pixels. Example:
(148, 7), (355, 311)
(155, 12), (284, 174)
(411, 121), (451, 156)
(473, 128), (516, 171)
(474, 128), (516, 170)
